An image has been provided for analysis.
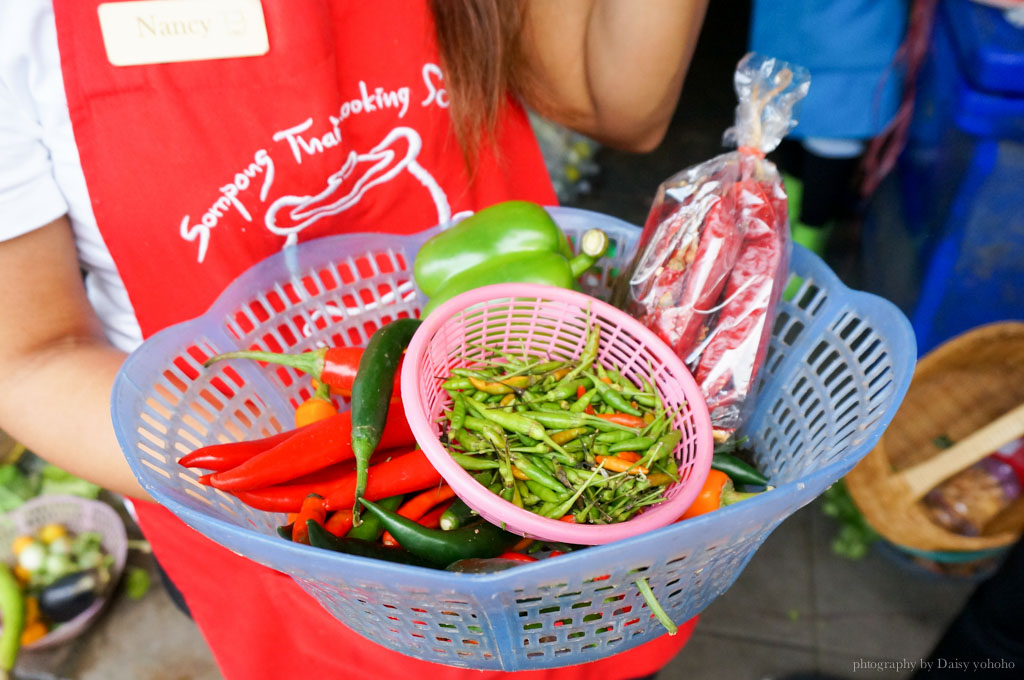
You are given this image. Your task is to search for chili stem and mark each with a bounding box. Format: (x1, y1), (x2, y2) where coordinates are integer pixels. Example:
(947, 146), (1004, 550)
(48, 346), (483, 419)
(635, 577), (677, 636)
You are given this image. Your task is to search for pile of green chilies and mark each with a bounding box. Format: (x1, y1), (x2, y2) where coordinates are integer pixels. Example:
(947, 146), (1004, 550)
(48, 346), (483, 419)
(438, 322), (685, 525)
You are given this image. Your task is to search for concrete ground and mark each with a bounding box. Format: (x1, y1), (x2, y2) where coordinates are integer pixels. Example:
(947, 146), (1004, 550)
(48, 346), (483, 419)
(5, 3), (992, 679)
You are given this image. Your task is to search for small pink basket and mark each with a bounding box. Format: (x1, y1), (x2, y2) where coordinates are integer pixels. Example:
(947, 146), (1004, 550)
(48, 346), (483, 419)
(401, 283), (713, 544)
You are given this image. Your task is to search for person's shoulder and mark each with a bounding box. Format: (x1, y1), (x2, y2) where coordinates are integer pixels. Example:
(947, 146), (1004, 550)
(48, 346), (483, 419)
(1, 0), (60, 106)
(1, 0), (57, 74)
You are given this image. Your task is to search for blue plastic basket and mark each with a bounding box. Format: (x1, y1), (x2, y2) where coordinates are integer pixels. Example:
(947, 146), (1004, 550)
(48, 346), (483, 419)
(111, 206), (915, 671)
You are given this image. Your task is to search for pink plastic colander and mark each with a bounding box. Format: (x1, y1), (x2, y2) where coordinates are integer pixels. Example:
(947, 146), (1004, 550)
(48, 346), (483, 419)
(401, 283), (713, 545)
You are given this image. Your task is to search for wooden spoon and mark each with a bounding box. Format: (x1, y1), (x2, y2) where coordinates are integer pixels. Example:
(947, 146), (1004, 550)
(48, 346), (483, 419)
(897, 401), (1024, 501)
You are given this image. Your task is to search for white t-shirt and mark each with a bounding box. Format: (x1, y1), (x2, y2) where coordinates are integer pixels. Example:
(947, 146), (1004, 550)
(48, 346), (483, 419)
(0, 1), (143, 352)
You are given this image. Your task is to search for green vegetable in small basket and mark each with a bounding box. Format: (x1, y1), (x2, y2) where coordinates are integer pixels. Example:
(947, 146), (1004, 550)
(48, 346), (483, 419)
(435, 319), (686, 525)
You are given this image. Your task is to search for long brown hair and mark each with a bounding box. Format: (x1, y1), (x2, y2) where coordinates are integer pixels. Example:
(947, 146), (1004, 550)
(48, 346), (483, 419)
(428, 0), (529, 161)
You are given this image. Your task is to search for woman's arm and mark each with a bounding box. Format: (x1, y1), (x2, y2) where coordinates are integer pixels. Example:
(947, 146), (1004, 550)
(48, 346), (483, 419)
(519, 0), (709, 152)
(0, 217), (148, 499)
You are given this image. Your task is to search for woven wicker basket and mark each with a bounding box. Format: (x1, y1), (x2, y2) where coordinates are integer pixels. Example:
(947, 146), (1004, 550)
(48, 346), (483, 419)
(846, 322), (1024, 553)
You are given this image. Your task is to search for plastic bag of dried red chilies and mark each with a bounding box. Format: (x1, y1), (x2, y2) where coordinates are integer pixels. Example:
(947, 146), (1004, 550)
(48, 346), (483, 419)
(612, 53), (810, 437)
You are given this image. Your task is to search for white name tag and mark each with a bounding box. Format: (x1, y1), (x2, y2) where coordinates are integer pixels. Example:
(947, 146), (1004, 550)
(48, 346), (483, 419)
(97, 0), (269, 66)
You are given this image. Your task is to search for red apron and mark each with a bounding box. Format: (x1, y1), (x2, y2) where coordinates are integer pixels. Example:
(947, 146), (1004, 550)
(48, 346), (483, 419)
(53, 2), (695, 678)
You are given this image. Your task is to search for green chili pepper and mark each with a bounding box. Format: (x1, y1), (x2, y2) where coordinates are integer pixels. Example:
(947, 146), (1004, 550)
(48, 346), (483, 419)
(525, 401), (570, 414)
(614, 390), (659, 408)
(608, 436), (657, 453)
(440, 498), (478, 531)
(442, 377), (473, 391)
(584, 370), (643, 416)
(518, 410), (637, 434)
(550, 427), (589, 445)
(569, 387), (598, 413)
(516, 479), (540, 506)
(595, 430), (637, 444)
(306, 521), (433, 567)
(638, 430), (682, 468)
(542, 466), (603, 518)
(515, 431), (541, 447)
(545, 325), (600, 398)
(511, 453), (569, 494)
(712, 452), (769, 487)
(451, 452), (501, 470)
(463, 396), (571, 458)
(605, 369), (638, 392)
(449, 393), (467, 431)
(349, 317), (421, 525)
(462, 415), (503, 443)
(495, 442), (515, 488)
(530, 360), (566, 374)
(453, 428), (487, 452)
(360, 499), (520, 567)
(525, 479), (569, 504)
(510, 443), (550, 455)
(468, 375), (538, 395)
(346, 494), (404, 542)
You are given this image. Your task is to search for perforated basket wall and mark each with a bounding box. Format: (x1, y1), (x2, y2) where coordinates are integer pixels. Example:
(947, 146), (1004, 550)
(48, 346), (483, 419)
(111, 206), (915, 671)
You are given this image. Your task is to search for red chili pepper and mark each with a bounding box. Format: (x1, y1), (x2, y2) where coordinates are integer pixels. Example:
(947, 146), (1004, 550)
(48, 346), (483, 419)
(418, 500), (454, 530)
(643, 186), (746, 358)
(291, 493), (327, 545)
(595, 412), (647, 429)
(231, 449), (443, 513)
(178, 427), (301, 472)
(204, 346), (402, 398)
(206, 409), (414, 492)
(497, 552), (538, 563)
(695, 178), (785, 423)
(323, 510), (354, 537)
(205, 458), (356, 493)
(576, 384), (587, 399)
(547, 550), (565, 558)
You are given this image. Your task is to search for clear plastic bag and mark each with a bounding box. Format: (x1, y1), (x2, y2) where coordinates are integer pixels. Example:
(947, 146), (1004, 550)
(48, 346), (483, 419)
(613, 53), (810, 434)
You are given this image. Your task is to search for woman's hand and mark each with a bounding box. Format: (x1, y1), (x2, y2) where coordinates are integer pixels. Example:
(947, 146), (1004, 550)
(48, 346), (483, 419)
(519, 0), (709, 152)
(0, 217), (148, 500)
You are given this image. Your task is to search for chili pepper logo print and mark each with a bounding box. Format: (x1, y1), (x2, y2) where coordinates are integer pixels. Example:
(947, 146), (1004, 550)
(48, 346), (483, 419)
(264, 127), (451, 248)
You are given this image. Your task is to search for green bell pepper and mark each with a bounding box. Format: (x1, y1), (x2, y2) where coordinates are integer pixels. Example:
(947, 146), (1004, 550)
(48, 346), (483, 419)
(419, 246), (598, 315)
(415, 200), (574, 299)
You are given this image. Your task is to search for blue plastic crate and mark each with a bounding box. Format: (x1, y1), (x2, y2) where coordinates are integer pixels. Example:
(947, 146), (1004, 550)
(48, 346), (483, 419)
(111, 206), (915, 671)
(945, 0), (1024, 98)
(872, 0), (1024, 354)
